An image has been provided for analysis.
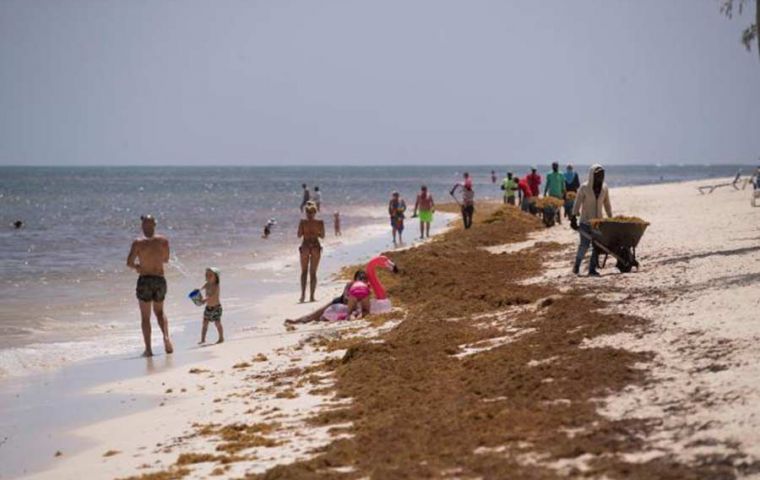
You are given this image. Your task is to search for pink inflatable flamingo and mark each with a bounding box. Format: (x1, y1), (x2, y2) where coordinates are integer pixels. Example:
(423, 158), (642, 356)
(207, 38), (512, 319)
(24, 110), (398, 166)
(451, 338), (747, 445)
(367, 255), (397, 313)
(322, 255), (397, 321)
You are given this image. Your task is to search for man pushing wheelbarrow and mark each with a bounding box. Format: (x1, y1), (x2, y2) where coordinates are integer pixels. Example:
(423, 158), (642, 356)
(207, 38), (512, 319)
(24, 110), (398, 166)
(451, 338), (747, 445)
(570, 164), (612, 277)
(569, 164), (649, 276)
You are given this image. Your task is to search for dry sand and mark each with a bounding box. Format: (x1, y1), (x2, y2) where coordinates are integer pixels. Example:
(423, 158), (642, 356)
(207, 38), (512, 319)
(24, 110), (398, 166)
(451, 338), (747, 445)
(535, 178), (760, 472)
(16, 178), (760, 479)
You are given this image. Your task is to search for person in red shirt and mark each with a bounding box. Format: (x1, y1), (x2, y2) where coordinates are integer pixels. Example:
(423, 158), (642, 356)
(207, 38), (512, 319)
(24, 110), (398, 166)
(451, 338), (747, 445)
(517, 176), (533, 213)
(526, 167), (542, 197)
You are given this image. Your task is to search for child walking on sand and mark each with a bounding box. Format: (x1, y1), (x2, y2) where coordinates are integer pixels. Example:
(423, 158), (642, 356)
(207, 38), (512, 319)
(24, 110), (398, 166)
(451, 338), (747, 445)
(198, 267), (224, 344)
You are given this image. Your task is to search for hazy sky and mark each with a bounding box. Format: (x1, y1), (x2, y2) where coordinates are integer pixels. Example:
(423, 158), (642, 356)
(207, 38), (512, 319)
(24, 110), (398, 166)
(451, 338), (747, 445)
(1, 0), (758, 166)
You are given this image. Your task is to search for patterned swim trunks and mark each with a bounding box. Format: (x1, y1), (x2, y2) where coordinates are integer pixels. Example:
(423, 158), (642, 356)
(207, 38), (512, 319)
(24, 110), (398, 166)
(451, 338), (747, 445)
(136, 275), (167, 302)
(204, 305), (223, 323)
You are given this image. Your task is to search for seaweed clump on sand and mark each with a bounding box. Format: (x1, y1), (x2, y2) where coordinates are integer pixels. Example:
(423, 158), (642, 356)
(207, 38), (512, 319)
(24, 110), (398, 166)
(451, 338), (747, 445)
(533, 197), (564, 210)
(243, 204), (733, 479)
(590, 215), (650, 228)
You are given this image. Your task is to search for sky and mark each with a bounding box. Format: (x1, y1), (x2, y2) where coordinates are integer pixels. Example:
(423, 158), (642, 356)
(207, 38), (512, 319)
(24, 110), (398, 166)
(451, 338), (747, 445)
(0, 0), (758, 166)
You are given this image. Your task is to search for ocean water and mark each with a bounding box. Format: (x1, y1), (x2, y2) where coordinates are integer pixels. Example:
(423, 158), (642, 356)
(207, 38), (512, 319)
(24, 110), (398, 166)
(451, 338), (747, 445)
(0, 164), (749, 378)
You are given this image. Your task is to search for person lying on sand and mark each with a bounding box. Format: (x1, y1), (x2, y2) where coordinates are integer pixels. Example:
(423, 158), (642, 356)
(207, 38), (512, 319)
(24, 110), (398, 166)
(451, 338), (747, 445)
(285, 270), (367, 325)
(198, 267), (224, 344)
(126, 215), (174, 357)
(346, 272), (371, 319)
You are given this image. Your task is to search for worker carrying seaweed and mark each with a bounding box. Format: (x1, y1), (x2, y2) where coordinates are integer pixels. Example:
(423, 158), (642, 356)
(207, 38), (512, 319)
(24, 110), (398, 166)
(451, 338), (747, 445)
(570, 164), (612, 276)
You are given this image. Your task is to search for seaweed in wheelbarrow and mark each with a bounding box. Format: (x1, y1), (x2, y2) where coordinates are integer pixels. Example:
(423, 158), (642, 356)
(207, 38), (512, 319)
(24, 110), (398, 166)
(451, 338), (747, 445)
(589, 216), (650, 273)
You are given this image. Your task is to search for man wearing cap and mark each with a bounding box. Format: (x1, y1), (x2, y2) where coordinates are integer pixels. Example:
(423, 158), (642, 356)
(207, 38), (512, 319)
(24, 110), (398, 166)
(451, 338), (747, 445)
(127, 215), (173, 357)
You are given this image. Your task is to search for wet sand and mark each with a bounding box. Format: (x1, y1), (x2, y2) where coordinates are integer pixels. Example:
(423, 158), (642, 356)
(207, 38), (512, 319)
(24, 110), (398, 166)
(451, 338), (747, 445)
(8, 179), (760, 479)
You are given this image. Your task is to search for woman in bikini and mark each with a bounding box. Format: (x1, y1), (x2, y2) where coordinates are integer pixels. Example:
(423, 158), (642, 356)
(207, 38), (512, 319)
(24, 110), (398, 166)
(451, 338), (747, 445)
(284, 270), (366, 325)
(298, 201), (325, 303)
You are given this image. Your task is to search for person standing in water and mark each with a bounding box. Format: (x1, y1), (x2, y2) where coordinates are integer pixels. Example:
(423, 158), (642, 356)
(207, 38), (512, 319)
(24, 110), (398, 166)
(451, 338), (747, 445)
(491, 170), (497, 184)
(300, 184), (311, 212)
(570, 164), (612, 277)
(413, 185), (435, 239)
(313, 186), (322, 212)
(298, 202), (325, 302)
(450, 173), (475, 229)
(333, 211), (341, 236)
(388, 191), (407, 244)
(126, 215), (173, 357)
(501, 172), (519, 205)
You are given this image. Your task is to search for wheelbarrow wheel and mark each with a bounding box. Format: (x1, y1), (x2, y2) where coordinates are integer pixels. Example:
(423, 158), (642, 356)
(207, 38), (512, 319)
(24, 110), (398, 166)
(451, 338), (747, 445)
(616, 260), (633, 273)
(615, 248), (638, 273)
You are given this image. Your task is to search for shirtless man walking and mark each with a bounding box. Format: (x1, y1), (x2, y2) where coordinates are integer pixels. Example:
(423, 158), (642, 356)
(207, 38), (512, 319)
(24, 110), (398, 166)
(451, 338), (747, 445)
(413, 185), (435, 239)
(127, 215), (174, 357)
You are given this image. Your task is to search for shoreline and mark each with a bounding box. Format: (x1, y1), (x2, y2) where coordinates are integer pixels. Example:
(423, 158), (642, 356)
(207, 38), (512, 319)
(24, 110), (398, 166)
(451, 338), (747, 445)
(0, 210), (417, 380)
(0, 211), (455, 479)
(4, 177), (760, 479)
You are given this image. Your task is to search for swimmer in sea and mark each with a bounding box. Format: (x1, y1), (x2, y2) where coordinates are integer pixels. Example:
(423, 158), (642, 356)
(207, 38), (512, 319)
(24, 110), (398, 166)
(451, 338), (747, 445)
(413, 185), (435, 239)
(13, 220), (23, 229)
(126, 215), (174, 357)
(262, 218), (276, 239)
(298, 201), (325, 303)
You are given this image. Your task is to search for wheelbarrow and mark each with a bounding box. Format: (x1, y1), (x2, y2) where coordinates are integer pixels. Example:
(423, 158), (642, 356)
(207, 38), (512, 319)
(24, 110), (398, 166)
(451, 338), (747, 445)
(579, 220), (649, 273)
(535, 197), (564, 227)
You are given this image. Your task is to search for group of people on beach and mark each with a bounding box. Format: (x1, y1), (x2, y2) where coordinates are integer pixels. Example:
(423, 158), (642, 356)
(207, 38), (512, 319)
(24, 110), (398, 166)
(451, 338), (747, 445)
(387, 184), (437, 244)
(447, 164), (611, 277)
(501, 163), (611, 276)
(122, 163), (616, 356)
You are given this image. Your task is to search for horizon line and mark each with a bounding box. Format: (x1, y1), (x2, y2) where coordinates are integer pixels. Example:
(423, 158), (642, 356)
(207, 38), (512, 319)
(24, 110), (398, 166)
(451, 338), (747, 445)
(0, 162), (756, 168)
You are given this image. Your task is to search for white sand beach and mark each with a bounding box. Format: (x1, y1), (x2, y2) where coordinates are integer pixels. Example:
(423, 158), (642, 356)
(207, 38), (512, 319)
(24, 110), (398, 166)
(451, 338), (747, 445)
(3, 178), (760, 479)
(529, 178), (760, 470)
